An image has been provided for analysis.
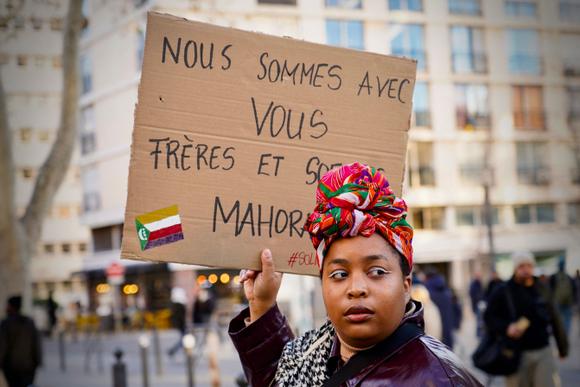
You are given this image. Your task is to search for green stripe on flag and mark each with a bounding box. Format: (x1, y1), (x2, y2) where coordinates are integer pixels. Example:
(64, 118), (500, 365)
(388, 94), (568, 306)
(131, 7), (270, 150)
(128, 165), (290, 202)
(136, 219), (150, 251)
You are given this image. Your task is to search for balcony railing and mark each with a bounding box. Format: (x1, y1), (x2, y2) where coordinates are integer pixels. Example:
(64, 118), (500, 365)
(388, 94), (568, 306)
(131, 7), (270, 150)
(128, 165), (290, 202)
(456, 110), (491, 129)
(517, 166), (550, 185)
(452, 52), (487, 73)
(449, 0), (481, 16)
(513, 110), (545, 130)
(509, 54), (542, 75)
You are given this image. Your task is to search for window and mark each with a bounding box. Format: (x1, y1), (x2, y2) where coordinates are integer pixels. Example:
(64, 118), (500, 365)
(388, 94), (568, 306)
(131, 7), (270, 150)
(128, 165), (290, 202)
(81, 0), (90, 36)
(0, 53), (8, 65)
(326, 20), (364, 50)
(513, 85), (543, 130)
(450, 26), (486, 73)
(38, 130), (50, 142)
(567, 145), (580, 184)
(82, 166), (100, 212)
(14, 16), (25, 30)
(561, 34), (580, 76)
(412, 82), (430, 127)
(0, 17), (7, 30)
(326, 0), (362, 8)
(22, 168), (34, 179)
(389, 0), (423, 11)
(80, 54), (92, 94)
(62, 243), (71, 253)
(516, 142), (550, 185)
(31, 17), (42, 30)
(390, 24), (426, 70)
(449, 0), (481, 15)
(19, 127), (32, 142)
(505, 0), (537, 17)
(514, 204), (555, 224)
(79, 243), (88, 252)
(560, 0), (580, 23)
(410, 207), (445, 230)
(92, 224), (123, 253)
(455, 84), (490, 129)
(92, 226), (113, 252)
(507, 29), (541, 75)
(17, 55), (27, 66)
(44, 244), (54, 254)
(136, 27), (145, 71)
(408, 141), (435, 187)
(50, 17), (63, 31)
(80, 105), (96, 155)
(456, 206), (500, 226)
(458, 142), (485, 184)
(258, 0), (297, 5)
(569, 202), (580, 224)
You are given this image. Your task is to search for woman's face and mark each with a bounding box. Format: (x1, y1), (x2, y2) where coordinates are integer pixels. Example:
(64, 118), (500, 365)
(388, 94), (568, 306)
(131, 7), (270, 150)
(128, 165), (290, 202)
(321, 234), (411, 348)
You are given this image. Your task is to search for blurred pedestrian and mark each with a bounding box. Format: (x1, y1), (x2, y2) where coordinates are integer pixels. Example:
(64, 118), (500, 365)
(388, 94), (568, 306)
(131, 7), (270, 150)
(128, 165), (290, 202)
(228, 163), (481, 386)
(484, 251), (568, 387)
(192, 286), (216, 354)
(549, 257), (576, 337)
(451, 288), (463, 332)
(411, 272), (442, 340)
(167, 287), (187, 357)
(484, 270), (503, 301)
(0, 295), (43, 387)
(425, 268), (456, 349)
(46, 290), (58, 337)
(469, 272), (484, 337)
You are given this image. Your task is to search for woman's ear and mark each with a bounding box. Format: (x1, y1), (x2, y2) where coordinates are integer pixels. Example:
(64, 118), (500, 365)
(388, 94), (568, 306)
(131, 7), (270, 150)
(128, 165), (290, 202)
(403, 275), (412, 305)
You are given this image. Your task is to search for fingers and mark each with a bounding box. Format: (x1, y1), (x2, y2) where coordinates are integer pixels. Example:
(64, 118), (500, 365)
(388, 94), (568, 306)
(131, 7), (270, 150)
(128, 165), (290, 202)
(239, 269), (257, 284)
(261, 248), (275, 276)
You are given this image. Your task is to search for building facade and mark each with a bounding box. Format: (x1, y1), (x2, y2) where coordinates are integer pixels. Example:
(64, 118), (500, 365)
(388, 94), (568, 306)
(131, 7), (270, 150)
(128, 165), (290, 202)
(77, 0), (580, 329)
(1, 0), (90, 329)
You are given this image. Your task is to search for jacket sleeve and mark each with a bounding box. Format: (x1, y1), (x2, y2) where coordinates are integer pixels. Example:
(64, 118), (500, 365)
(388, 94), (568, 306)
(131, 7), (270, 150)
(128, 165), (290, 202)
(483, 285), (512, 337)
(228, 304), (294, 386)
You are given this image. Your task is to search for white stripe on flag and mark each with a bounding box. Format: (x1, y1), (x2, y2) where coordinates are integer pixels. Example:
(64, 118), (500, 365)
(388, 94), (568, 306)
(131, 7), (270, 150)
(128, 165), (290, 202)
(144, 215), (181, 232)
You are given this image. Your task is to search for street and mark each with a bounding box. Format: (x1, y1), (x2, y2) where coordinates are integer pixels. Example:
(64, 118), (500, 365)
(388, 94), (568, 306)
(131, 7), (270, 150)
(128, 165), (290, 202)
(36, 313), (580, 387)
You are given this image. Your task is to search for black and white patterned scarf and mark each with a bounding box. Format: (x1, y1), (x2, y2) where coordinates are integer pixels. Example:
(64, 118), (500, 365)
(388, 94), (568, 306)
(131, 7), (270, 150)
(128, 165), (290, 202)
(274, 320), (335, 386)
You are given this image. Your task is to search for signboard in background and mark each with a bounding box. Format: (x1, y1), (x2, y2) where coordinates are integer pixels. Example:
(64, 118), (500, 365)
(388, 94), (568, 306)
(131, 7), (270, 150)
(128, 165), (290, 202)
(121, 12), (417, 276)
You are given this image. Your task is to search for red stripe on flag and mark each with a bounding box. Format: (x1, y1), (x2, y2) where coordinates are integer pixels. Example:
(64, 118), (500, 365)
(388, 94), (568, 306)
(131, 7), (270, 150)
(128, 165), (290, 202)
(148, 223), (183, 241)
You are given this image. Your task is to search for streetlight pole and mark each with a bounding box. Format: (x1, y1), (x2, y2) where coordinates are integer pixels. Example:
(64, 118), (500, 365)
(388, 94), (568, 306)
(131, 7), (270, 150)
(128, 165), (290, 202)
(482, 128), (496, 276)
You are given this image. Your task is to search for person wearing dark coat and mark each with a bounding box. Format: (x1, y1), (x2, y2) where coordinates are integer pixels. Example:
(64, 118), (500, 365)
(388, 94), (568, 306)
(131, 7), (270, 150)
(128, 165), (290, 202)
(425, 271), (456, 349)
(0, 295), (43, 387)
(484, 252), (568, 387)
(469, 273), (484, 337)
(167, 287), (187, 357)
(228, 163), (481, 386)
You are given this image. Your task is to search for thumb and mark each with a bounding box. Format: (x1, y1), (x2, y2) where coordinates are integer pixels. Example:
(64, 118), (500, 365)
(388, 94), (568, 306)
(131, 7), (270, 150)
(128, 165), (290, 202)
(261, 248), (274, 276)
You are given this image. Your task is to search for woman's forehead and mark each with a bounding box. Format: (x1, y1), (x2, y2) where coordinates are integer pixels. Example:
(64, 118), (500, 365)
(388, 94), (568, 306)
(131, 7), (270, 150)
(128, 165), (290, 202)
(325, 234), (400, 262)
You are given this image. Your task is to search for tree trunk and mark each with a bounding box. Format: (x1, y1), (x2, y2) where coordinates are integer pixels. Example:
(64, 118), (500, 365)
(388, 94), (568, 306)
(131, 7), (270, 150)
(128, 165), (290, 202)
(0, 0), (83, 314)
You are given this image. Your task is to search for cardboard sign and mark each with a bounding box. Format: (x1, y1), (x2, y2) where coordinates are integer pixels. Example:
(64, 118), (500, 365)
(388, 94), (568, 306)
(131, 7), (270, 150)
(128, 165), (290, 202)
(121, 12), (417, 276)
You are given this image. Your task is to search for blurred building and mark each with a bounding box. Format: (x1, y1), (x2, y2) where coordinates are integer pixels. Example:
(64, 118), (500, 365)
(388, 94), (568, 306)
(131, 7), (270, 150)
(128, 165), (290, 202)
(77, 0), (579, 328)
(0, 0), (90, 326)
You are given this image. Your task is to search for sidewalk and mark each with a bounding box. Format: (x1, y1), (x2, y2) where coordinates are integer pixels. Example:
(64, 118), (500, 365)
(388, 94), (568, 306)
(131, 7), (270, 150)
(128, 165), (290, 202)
(36, 314), (579, 387)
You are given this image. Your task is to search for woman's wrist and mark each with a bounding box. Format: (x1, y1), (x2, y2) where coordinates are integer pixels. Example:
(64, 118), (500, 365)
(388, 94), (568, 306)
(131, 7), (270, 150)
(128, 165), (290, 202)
(249, 301), (275, 322)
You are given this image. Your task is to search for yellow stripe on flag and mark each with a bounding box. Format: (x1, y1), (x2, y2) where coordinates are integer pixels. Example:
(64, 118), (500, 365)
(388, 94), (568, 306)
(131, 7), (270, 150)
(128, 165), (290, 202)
(136, 205), (179, 225)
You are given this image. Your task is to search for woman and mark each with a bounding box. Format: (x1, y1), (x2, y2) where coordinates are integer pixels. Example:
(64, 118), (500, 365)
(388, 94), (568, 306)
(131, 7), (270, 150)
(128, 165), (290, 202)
(229, 162), (481, 386)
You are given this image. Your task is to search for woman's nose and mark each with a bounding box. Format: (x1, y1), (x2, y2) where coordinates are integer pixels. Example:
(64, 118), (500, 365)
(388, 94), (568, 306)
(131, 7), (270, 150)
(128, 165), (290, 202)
(347, 273), (368, 298)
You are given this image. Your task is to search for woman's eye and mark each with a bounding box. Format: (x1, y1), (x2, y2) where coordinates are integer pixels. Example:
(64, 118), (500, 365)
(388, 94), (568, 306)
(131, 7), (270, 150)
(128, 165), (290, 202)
(329, 270), (348, 279)
(368, 268), (388, 277)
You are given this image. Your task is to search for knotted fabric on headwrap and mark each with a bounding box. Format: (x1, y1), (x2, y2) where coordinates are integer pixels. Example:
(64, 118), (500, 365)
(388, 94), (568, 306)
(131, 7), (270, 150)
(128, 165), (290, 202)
(303, 162), (413, 269)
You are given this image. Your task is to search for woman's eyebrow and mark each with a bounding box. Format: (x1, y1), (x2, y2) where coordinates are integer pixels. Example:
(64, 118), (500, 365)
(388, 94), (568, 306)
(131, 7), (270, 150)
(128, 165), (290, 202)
(327, 258), (349, 266)
(363, 254), (389, 262)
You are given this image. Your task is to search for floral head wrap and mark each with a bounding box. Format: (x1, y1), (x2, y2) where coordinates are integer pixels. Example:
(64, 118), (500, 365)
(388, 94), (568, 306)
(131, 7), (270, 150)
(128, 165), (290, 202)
(303, 162), (413, 269)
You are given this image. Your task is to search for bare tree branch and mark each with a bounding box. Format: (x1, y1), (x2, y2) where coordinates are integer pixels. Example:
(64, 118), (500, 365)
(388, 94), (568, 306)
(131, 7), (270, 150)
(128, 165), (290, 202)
(21, 0), (83, 245)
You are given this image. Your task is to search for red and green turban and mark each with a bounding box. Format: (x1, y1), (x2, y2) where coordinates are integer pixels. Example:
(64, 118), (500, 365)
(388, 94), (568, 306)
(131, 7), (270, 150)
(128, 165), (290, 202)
(303, 162), (413, 269)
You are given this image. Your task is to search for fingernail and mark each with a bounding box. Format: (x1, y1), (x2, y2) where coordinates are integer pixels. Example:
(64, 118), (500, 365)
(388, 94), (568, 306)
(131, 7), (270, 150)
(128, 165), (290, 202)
(264, 249), (272, 259)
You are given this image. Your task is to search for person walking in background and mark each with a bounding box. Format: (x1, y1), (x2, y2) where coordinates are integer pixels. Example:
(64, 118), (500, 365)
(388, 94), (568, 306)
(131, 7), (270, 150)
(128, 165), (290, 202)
(192, 286), (216, 354)
(410, 272), (442, 340)
(425, 268), (456, 349)
(469, 272), (484, 337)
(0, 295), (43, 387)
(549, 257), (576, 337)
(485, 270), (503, 301)
(484, 251), (568, 387)
(167, 287), (187, 357)
(46, 291), (58, 337)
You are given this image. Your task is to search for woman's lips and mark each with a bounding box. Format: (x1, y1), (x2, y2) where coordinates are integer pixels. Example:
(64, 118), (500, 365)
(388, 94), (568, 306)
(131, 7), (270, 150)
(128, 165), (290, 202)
(344, 306), (374, 323)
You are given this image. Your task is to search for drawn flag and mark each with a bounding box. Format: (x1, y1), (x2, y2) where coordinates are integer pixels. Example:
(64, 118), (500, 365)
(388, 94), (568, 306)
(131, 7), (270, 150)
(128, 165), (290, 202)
(135, 205), (184, 250)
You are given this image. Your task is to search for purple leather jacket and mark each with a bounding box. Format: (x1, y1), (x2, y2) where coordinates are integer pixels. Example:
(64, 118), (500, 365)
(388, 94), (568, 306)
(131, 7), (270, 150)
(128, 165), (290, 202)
(229, 301), (482, 386)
